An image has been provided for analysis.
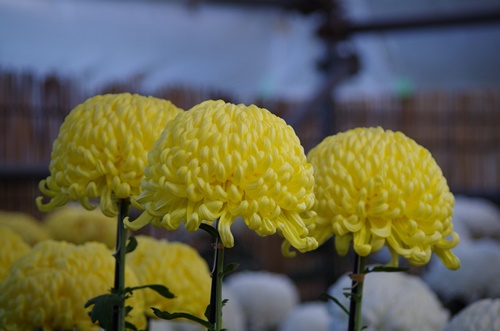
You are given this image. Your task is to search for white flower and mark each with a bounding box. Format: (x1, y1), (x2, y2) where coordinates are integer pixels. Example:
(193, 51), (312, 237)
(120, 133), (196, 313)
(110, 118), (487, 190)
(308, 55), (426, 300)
(327, 271), (449, 331)
(423, 239), (500, 303)
(148, 286), (245, 331)
(148, 319), (204, 331)
(220, 285), (246, 331)
(225, 271), (299, 331)
(452, 195), (500, 240)
(279, 302), (329, 331)
(443, 298), (500, 331)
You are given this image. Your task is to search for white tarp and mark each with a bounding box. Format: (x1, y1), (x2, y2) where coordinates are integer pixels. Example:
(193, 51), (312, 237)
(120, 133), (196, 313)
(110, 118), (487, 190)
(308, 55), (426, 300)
(1, 0), (499, 101)
(0, 0), (324, 101)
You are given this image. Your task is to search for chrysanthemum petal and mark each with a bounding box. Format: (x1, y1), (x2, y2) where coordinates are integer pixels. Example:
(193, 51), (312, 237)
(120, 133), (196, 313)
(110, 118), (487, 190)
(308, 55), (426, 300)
(37, 93), (183, 216)
(308, 127), (460, 269)
(127, 100), (317, 252)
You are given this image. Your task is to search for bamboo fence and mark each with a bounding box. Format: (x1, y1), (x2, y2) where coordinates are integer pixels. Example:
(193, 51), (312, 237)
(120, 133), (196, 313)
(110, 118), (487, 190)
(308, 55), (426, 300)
(1, 70), (499, 300)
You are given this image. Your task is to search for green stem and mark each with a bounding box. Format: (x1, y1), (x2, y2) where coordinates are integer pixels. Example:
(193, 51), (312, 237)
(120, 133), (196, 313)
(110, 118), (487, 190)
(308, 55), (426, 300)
(347, 253), (366, 331)
(112, 198), (129, 331)
(208, 220), (224, 331)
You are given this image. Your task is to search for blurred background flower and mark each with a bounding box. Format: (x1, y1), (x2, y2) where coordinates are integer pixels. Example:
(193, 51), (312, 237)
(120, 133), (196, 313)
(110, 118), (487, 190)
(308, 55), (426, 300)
(126, 235), (211, 321)
(278, 301), (329, 331)
(326, 271), (449, 331)
(0, 240), (146, 331)
(451, 195), (500, 241)
(43, 203), (117, 248)
(442, 298), (500, 331)
(225, 270), (300, 331)
(0, 210), (50, 246)
(0, 225), (31, 282)
(422, 239), (500, 309)
(148, 285), (245, 331)
(36, 93), (183, 217)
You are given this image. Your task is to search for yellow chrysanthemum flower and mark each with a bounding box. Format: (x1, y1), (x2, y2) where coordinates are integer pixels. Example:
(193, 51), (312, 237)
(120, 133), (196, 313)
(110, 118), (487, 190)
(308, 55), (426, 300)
(307, 127), (460, 269)
(125, 100), (317, 253)
(0, 226), (31, 282)
(36, 93), (183, 217)
(0, 210), (50, 245)
(0, 240), (146, 331)
(43, 204), (117, 249)
(127, 235), (211, 319)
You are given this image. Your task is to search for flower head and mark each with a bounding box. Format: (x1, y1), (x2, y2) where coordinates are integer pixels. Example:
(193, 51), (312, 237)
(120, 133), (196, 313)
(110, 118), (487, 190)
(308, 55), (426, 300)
(0, 240), (146, 331)
(126, 100), (317, 253)
(36, 93), (183, 217)
(308, 127), (459, 269)
(126, 235), (211, 319)
(43, 204), (117, 248)
(0, 225), (31, 282)
(0, 210), (50, 245)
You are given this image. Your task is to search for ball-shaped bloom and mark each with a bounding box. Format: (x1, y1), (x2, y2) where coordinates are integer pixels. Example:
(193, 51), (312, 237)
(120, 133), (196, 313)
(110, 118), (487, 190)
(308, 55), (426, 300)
(36, 93), (183, 217)
(443, 298), (500, 331)
(0, 240), (146, 331)
(125, 100), (317, 253)
(43, 204), (117, 249)
(423, 239), (500, 304)
(225, 270), (299, 331)
(148, 286), (245, 331)
(307, 127), (460, 269)
(0, 210), (50, 245)
(126, 235), (211, 320)
(327, 271), (450, 331)
(0, 225), (31, 282)
(278, 302), (329, 331)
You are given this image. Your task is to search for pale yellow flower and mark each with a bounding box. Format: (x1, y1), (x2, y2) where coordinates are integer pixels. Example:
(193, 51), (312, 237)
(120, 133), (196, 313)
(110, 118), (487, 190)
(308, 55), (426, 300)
(0, 226), (31, 282)
(43, 204), (117, 249)
(127, 235), (211, 319)
(125, 100), (317, 254)
(307, 127), (460, 269)
(36, 93), (183, 217)
(0, 210), (50, 245)
(0, 240), (146, 331)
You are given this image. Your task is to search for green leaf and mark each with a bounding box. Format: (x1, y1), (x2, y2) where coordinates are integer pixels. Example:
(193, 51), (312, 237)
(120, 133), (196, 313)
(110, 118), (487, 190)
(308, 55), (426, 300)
(199, 223), (220, 239)
(364, 266), (409, 274)
(222, 299), (229, 307)
(322, 294), (349, 316)
(152, 308), (214, 330)
(126, 236), (138, 254)
(125, 305), (133, 316)
(204, 304), (210, 320)
(84, 293), (123, 330)
(125, 321), (138, 331)
(221, 263), (239, 277)
(125, 284), (175, 299)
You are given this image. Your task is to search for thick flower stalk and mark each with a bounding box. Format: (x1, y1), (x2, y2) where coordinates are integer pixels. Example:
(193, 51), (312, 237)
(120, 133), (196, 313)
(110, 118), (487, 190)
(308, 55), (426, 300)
(126, 99), (318, 254)
(43, 204), (117, 249)
(0, 210), (50, 245)
(127, 235), (211, 319)
(0, 240), (146, 331)
(308, 127), (459, 269)
(0, 225), (31, 282)
(36, 93), (183, 217)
